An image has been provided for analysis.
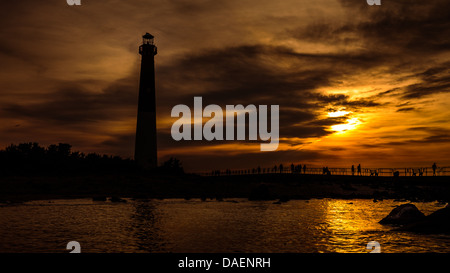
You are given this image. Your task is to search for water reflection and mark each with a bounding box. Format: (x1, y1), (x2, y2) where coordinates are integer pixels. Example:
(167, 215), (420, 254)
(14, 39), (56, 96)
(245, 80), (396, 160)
(0, 198), (449, 253)
(130, 201), (165, 252)
(323, 199), (449, 253)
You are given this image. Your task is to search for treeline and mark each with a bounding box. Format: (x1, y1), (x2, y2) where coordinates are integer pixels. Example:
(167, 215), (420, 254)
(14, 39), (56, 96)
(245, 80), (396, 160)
(0, 143), (183, 176)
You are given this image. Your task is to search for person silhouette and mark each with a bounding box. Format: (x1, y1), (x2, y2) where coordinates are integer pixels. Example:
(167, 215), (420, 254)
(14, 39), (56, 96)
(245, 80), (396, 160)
(432, 163), (437, 176)
(279, 164), (283, 173)
(357, 164), (361, 176)
(291, 163), (295, 174)
(303, 164), (306, 174)
(351, 165), (355, 176)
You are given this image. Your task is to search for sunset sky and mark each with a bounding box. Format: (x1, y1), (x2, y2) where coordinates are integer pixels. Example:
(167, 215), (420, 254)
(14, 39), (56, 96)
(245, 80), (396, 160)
(1, 0), (449, 172)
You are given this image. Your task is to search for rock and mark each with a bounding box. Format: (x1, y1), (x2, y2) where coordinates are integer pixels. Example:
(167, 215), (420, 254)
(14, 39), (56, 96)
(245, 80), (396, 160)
(379, 203), (425, 225)
(397, 206), (450, 234)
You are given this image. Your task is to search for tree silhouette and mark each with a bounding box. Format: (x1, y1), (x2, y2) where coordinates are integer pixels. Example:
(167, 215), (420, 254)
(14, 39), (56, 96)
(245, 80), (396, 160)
(158, 157), (184, 175)
(0, 142), (135, 176)
(0, 142), (185, 176)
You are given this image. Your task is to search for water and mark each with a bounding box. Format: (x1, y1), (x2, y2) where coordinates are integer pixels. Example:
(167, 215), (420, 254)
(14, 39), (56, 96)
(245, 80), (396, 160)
(0, 198), (449, 253)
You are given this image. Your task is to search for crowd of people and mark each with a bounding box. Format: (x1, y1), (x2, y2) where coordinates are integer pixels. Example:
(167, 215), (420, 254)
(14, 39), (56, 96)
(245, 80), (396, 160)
(209, 163), (441, 177)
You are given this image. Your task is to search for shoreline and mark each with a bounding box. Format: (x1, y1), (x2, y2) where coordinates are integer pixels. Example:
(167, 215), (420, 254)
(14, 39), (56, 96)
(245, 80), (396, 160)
(0, 173), (449, 203)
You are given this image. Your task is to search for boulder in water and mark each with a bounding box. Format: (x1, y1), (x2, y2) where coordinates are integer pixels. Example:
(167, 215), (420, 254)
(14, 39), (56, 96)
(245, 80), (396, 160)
(379, 203), (425, 225)
(397, 206), (450, 234)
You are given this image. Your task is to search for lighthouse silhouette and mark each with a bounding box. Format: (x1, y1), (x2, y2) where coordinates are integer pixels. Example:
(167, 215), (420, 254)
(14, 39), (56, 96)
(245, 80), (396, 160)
(135, 33), (158, 169)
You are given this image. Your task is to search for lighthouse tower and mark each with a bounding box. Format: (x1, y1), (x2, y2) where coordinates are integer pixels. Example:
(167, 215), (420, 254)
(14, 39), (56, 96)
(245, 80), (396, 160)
(135, 33), (158, 169)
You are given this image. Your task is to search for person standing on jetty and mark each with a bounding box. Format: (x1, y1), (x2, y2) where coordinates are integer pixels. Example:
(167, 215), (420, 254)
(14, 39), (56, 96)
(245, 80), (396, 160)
(357, 164), (362, 176)
(432, 163), (437, 176)
(351, 165), (355, 176)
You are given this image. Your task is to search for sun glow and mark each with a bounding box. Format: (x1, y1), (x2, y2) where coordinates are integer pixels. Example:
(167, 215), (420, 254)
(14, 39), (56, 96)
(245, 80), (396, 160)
(330, 117), (361, 133)
(327, 110), (350, 118)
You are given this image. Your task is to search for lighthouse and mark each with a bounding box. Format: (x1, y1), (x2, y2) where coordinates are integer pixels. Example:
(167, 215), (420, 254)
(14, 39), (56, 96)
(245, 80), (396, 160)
(135, 33), (158, 169)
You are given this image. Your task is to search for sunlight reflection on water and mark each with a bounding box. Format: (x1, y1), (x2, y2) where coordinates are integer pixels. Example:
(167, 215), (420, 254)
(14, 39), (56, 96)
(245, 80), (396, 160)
(0, 198), (449, 253)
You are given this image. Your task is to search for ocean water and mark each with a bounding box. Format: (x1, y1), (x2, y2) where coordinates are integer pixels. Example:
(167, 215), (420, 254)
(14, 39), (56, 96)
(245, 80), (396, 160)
(0, 198), (449, 253)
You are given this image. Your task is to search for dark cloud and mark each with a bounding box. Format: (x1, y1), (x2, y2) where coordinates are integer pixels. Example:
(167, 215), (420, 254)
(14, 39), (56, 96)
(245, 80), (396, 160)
(396, 107), (415, 112)
(158, 44), (391, 105)
(308, 116), (349, 126)
(0, 77), (138, 125)
(385, 134), (450, 146)
(330, 147), (346, 151)
(340, 99), (383, 109)
(156, 43), (388, 147)
(291, 0), (450, 100)
(337, 0), (450, 53)
(357, 127), (450, 149)
(358, 144), (380, 149)
(407, 127), (450, 135)
(402, 66), (450, 99)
